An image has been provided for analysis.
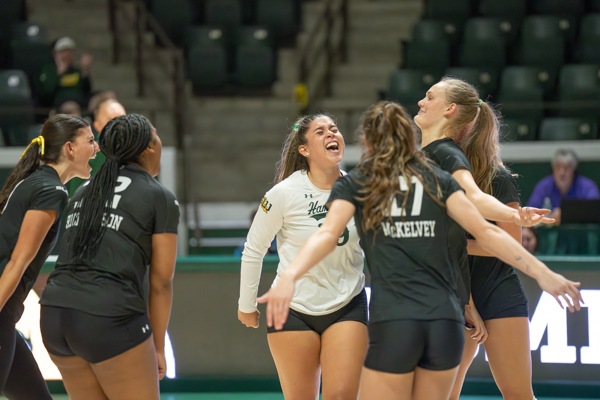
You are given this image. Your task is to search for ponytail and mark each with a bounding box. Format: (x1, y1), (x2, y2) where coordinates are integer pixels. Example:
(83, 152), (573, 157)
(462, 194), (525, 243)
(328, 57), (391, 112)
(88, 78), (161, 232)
(0, 115), (89, 214)
(274, 113), (333, 183)
(71, 114), (153, 260)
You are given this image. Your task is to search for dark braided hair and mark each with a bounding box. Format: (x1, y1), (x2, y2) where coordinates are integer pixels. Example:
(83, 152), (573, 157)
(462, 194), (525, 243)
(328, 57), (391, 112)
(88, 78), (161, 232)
(0, 115), (89, 215)
(72, 114), (154, 260)
(274, 113), (336, 183)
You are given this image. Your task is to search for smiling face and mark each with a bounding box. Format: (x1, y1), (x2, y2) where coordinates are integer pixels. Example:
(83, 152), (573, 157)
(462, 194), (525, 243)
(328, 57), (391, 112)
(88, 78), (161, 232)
(68, 126), (99, 179)
(298, 117), (345, 170)
(414, 82), (453, 131)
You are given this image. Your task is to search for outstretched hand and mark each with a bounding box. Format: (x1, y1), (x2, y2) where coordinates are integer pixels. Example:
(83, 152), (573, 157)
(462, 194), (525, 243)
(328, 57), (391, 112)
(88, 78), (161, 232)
(511, 206), (555, 227)
(537, 270), (584, 313)
(257, 275), (295, 331)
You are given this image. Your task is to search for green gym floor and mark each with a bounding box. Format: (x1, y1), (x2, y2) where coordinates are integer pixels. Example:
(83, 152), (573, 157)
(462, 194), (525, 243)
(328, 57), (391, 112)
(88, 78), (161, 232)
(0, 395), (587, 400)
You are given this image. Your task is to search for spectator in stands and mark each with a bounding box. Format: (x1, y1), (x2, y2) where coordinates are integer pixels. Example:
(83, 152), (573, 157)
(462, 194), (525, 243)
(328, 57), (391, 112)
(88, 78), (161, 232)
(93, 98), (126, 134)
(522, 227), (538, 254)
(528, 149), (600, 224)
(55, 100), (82, 118)
(38, 37), (93, 108)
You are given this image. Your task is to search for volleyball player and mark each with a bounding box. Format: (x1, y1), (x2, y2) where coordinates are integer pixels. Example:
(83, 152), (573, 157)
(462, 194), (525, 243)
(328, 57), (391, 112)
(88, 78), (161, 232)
(416, 77), (553, 400)
(39, 114), (179, 400)
(0, 114), (97, 399)
(238, 114), (367, 400)
(258, 102), (582, 400)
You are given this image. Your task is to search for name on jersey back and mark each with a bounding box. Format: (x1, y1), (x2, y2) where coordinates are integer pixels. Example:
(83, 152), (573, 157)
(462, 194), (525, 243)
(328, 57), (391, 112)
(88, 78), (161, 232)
(381, 220), (436, 238)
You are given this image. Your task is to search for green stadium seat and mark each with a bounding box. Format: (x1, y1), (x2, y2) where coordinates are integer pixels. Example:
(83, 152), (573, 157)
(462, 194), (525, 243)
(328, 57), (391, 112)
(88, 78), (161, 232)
(387, 69), (435, 116)
(404, 40), (450, 77)
(411, 20), (460, 46)
(498, 67), (545, 119)
(459, 38), (506, 73)
(576, 14), (600, 63)
(444, 67), (498, 100)
(235, 27), (276, 86)
(532, 0), (585, 18)
(590, 0), (600, 12)
(479, 0), (526, 23)
(187, 27), (230, 88)
(500, 118), (538, 141)
(538, 117), (598, 140)
(150, 0), (192, 45)
(256, 0), (298, 44)
(557, 64), (600, 117)
(0, 70), (33, 146)
(205, 0), (242, 27)
(424, 0), (472, 26)
(9, 23), (51, 99)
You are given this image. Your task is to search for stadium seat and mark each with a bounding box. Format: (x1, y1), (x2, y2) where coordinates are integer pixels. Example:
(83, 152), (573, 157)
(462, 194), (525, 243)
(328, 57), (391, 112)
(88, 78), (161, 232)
(0, 70), (34, 146)
(411, 20), (460, 46)
(538, 117), (598, 140)
(532, 0), (585, 18)
(523, 14), (577, 46)
(444, 67), (498, 100)
(459, 38), (506, 73)
(500, 118), (538, 141)
(150, 0), (192, 45)
(235, 27), (276, 86)
(590, 0), (600, 12)
(186, 27), (230, 88)
(424, 0), (472, 26)
(387, 69), (435, 116)
(498, 67), (545, 119)
(205, 0), (242, 27)
(557, 64), (600, 117)
(404, 40), (450, 77)
(256, 0), (299, 44)
(9, 23), (52, 94)
(479, 0), (526, 23)
(576, 14), (600, 63)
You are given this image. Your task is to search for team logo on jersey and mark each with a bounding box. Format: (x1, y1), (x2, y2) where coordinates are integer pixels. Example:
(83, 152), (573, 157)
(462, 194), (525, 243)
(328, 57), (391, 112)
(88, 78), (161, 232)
(310, 212), (349, 246)
(261, 197), (272, 213)
(307, 201), (327, 216)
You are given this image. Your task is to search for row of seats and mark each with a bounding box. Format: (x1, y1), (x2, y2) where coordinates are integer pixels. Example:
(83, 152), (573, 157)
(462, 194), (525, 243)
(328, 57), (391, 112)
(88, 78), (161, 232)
(403, 14), (600, 78)
(425, 0), (600, 26)
(501, 117), (598, 141)
(0, 70), (35, 146)
(149, 0), (301, 46)
(387, 64), (600, 118)
(187, 26), (276, 90)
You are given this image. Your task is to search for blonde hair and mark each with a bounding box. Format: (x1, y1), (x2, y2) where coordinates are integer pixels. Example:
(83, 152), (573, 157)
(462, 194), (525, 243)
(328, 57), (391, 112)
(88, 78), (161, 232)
(440, 77), (505, 194)
(357, 101), (444, 233)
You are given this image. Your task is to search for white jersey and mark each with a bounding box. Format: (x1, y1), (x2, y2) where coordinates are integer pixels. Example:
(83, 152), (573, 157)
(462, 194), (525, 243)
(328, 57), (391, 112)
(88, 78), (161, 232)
(239, 170), (365, 315)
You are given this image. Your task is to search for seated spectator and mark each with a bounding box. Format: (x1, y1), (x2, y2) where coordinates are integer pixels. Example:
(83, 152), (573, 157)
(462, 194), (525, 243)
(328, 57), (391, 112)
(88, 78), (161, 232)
(522, 227), (538, 254)
(528, 149), (600, 224)
(38, 37), (93, 108)
(54, 100), (82, 118)
(92, 98), (126, 134)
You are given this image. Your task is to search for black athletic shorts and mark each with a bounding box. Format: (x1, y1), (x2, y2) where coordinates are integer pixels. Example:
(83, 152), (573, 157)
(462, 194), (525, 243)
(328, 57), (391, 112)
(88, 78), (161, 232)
(364, 319), (464, 374)
(40, 306), (153, 364)
(267, 288), (367, 335)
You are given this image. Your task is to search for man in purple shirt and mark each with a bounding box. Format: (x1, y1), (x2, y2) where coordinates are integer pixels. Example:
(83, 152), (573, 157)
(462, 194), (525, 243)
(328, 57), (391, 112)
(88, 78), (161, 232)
(528, 149), (600, 224)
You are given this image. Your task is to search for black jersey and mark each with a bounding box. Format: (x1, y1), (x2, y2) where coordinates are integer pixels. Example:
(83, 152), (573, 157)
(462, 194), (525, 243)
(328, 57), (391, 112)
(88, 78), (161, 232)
(40, 164), (180, 317)
(422, 138), (471, 306)
(469, 166), (528, 318)
(328, 162), (465, 324)
(0, 165), (68, 322)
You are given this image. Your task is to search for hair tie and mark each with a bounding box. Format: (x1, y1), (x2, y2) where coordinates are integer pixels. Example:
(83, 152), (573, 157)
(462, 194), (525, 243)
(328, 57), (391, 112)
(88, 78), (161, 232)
(20, 136), (45, 159)
(292, 123), (300, 132)
(106, 155), (121, 162)
(478, 99), (483, 108)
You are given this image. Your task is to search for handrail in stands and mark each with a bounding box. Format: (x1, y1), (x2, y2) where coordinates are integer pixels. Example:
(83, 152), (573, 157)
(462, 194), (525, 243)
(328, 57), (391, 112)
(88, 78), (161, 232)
(296, 0), (349, 114)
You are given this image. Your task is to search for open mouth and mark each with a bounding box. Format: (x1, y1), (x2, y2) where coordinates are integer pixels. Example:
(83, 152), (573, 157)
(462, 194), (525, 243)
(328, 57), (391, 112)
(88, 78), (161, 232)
(326, 141), (340, 152)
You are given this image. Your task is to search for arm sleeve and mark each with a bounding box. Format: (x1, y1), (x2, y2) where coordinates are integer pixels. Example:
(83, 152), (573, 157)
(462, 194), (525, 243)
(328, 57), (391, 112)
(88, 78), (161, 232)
(239, 187), (285, 313)
(153, 186), (180, 234)
(29, 184), (68, 220)
(494, 171), (520, 205)
(583, 178), (600, 199)
(435, 168), (464, 203)
(326, 174), (358, 209)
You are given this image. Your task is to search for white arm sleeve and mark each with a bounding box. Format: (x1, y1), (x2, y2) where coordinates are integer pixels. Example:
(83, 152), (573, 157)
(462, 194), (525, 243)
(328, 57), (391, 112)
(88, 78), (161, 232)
(238, 189), (285, 313)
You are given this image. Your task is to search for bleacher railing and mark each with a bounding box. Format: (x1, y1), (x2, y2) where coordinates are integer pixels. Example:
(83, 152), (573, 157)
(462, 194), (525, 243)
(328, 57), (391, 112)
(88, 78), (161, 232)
(296, 0), (348, 114)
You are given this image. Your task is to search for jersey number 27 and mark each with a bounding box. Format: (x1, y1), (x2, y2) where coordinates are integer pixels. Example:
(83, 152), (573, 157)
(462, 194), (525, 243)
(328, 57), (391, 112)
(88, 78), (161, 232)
(387, 176), (424, 217)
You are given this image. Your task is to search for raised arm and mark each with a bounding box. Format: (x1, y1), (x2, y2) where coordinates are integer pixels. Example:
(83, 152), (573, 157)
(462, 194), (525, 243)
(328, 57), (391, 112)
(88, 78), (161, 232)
(257, 199), (355, 330)
(0, 210), (56, 311)
(452, 169), (554, 226)
(446, 190), (582, 311)
(148, 232), (177, 380)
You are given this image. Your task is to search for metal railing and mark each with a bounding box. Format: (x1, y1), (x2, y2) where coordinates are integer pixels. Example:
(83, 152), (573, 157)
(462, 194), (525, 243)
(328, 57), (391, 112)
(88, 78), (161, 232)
(295, 0), (349, 114)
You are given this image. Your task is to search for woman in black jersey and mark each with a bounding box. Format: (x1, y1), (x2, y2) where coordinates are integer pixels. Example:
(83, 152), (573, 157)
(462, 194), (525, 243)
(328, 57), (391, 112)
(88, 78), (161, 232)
(0, 114), (97, 399)
(258, 102), (582, 400)
(415, 77), (552, 400)
(40, 114), (179, 400)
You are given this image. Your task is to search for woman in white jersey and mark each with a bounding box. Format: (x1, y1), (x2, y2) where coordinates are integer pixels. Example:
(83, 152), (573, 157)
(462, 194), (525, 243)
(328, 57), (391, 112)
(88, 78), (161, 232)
(238, 114), (367, 400)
